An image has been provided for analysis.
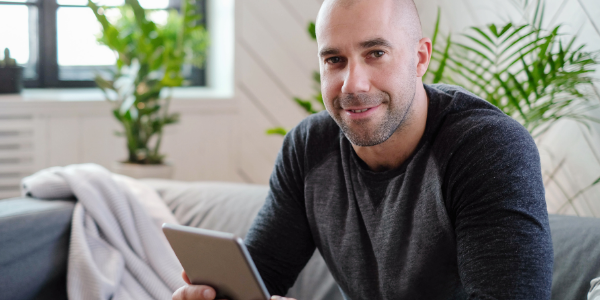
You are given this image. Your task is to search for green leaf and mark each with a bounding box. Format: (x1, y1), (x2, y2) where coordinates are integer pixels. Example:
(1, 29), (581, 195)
(489, 24), (499, 37)
(499, 23), (513, 36)
(312, 71), (321, 84)
(592, 176), (600, 186)
(455, 43), (494, 64)
(433, 34), (451, 83)
(307, 22), (316, 41)
(463, 33), (495, 56)
(295, 97), (318, 114)
(112, 109), (123, 121)
(508, 72), (532, 109)
(499, 24), (529, 45)
(496, 73), (527, 121)
(266, 127), (288, 136)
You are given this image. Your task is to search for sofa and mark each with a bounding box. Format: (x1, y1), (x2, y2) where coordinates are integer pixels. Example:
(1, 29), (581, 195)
(1, 179), (599, 300)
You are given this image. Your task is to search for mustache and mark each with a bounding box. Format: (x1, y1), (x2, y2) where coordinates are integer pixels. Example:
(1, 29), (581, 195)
(335, 92), (389, 109)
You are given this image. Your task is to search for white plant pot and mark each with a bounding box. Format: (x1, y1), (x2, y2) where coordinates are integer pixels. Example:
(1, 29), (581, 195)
(112, 161), (174, 179)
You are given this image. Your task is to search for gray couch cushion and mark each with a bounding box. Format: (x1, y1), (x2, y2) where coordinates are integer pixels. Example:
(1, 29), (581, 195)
(143, 179), (344, 300)
(550, 214), (600, 300)
(0, 197), (74, 300)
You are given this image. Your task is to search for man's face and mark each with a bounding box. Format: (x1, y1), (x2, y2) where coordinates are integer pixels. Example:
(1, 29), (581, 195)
(316, 0), (418, 146)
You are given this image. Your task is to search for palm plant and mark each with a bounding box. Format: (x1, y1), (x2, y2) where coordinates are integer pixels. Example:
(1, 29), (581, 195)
(89, 0), (208, 164)
(430, 0), (600, 137)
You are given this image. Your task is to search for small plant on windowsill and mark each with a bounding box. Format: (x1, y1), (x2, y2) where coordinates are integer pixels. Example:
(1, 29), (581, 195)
(88, 0), (208, 178)
(0, 48), (24, 94)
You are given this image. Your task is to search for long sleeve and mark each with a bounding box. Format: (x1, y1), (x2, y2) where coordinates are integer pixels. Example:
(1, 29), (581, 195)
(245, 127), (316, 297)
(444, 113), (554, 299)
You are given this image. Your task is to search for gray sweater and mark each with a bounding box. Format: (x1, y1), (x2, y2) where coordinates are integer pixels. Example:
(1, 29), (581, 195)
(245, 84), (553, 299)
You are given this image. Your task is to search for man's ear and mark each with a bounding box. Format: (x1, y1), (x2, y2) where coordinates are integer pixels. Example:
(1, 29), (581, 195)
(416, 37), (432, 78)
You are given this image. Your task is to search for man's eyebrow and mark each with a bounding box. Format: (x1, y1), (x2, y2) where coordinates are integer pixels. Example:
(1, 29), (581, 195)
(360, 38), (393, 49)
(319, 47), (340, 57)
(318, 38), (393, 57)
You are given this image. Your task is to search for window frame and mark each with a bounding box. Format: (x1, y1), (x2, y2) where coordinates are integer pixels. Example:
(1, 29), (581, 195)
(0, 0), (206, 88)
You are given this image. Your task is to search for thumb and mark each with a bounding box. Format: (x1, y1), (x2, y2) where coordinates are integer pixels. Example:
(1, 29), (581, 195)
(181, 270), (191, 284)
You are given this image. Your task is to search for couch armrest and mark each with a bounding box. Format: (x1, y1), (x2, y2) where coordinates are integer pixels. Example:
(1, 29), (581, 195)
(550, 214), (600, 300)
(0, 197), (75, 300)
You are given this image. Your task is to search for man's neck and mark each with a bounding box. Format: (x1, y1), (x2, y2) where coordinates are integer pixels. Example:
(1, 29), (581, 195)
(352, 82), (429, 172)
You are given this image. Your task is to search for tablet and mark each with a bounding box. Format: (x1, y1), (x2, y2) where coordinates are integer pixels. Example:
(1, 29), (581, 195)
(162, 223), (270, 300)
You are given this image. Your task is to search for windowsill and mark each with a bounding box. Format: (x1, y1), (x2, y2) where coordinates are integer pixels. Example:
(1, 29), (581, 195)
(0, 86), (234, 102)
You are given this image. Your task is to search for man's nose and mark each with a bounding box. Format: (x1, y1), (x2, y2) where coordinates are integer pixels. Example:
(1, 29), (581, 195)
(341, 61), (370, 94)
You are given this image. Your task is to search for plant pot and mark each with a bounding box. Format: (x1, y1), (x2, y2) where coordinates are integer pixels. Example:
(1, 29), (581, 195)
(0, 66), (23, 94)
(112, 161), (174, 179)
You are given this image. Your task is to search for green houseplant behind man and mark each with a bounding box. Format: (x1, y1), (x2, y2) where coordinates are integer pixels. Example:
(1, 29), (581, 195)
(174, 0), (553, 299)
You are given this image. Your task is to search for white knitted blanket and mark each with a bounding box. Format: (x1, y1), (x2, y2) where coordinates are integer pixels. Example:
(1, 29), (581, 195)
(21, 164), (185, 300)
(591, 278), (600, 300)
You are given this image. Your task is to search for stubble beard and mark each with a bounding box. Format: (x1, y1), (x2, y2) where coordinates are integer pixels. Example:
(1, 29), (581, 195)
(331, 83), (416, 147)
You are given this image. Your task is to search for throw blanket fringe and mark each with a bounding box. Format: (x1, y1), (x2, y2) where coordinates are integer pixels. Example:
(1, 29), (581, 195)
(22, 164), (185, 300)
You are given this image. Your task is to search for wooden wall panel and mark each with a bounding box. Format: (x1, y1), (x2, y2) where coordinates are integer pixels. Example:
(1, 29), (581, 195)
(280, 0), (322, 25)
(237, 44), (308, 128)
(81, 116), (126, 169)
(239, 5), (313, 99)
(244, 0), (319, 73)
(161, 113), (240, 182)
(237, 87), (284, 183)
(48, 117), (81, 167)
(234, 0), (320, 184)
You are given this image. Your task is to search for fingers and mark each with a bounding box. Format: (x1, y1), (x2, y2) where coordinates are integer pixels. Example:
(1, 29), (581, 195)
(172, 285), (216, 300)
(182, 270), (191, 285)
(270, 296), (297, 300)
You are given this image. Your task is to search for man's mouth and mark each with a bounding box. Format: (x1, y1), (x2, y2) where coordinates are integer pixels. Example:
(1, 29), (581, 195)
(343, 105), (381, 118)
(349, 108), (370, 113)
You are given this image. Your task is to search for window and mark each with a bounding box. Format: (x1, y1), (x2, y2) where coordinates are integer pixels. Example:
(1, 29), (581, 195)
(0, 0), (206, 88)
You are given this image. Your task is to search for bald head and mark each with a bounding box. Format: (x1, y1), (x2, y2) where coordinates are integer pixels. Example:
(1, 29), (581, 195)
(316, 0), (423, 46)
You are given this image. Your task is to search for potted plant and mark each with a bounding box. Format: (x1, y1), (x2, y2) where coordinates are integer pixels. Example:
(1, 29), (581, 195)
(0, 48), (24, 94)
(88, 0), (208, 178)
(425, 2), (600, 137)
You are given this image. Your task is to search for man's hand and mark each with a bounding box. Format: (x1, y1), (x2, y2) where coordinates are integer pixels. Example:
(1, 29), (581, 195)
(172, 271), (297, 300)
(172, 270), (221, 300)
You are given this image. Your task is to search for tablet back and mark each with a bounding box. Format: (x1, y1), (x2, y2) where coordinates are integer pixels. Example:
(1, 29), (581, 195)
(162, 223), (270, 300)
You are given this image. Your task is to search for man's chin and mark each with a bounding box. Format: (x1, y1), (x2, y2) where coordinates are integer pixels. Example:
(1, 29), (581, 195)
(342, 128), (389, 147)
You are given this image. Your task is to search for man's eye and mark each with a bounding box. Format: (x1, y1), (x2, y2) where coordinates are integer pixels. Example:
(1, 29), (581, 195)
(326, 57), (342, 64)
(370, 51), (385, 58)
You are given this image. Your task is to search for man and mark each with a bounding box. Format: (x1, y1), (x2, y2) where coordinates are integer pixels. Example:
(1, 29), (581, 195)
(173, 0), (553, 299)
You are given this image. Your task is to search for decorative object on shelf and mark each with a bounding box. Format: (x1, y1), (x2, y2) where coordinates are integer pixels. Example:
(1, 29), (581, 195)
(88, 0), (208, 178)
(0, 48), (24, 94)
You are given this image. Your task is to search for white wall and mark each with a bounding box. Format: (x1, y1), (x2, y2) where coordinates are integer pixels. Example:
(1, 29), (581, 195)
(0, 0), (324, 199)
(1, 0), (599, 218)
(234, 0), (323, 183)
(0, 97), (241, 199)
